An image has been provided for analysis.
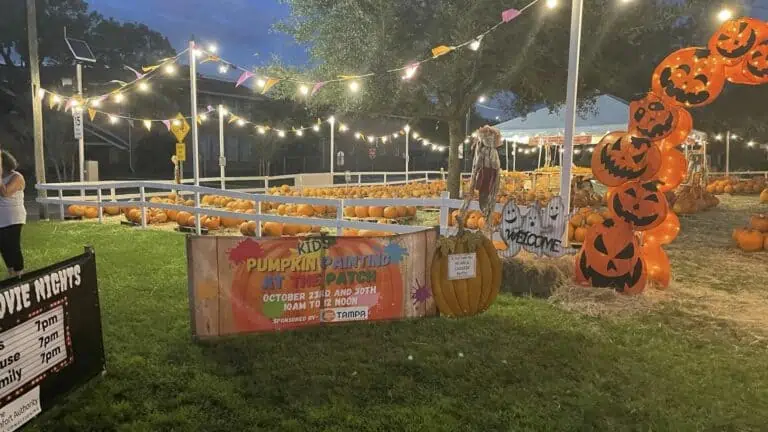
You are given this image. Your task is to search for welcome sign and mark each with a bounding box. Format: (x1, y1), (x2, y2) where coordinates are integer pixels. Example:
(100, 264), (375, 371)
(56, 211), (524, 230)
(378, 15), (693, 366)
(187, 229), (439, 338)
(0, 249), (105, 431)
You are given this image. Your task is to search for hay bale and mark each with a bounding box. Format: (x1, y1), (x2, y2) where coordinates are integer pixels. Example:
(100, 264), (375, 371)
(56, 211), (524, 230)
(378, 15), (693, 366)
(500, 254), (574, 298)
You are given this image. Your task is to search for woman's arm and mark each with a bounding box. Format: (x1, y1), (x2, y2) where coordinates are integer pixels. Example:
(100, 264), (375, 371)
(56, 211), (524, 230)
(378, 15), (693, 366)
(0, 173), (25, 197)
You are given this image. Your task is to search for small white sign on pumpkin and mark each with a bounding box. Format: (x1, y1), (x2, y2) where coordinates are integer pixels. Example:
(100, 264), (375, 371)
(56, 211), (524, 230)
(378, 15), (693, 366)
(448, 253), (476, 280)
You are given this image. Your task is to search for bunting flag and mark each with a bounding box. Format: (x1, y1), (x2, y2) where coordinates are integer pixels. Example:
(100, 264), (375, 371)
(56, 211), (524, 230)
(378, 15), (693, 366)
(143, 120), (152, 131)
(236, 71), (254, 87)
(124, 65), (145, 80)
(141, 64), (161, 73)
(109, 80), (129, 87)
(201, 54), (221, 64)
(227, 114), (238, 124)
(196, 116), (203, 125)
(48, 95), (58, 110)
(502, 8), (521, 22)
(261, 78), (280, 94)
(88, 108), (97, 121)
(162, 120), (171, 131)
(431, 45), (454, 58)
(310, 81), (326, 97)
(64, 99), (75, 112)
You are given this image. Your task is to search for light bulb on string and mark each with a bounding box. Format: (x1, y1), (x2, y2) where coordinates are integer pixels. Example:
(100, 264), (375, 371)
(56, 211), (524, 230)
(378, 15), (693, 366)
(113, 93), (125, 103)
(199, 114), (208, 122)
(546, 0), (557, 9)
(717, 8), (733, 22)
(236, 119), (246, 127)
(348, 81), (360, 93)
(412, 132), (420, 139)
(423, 139), (430, 146)
(277, 130), (286, 138)
(381, 136), (388, 143)
(402, 64), (418, 80)
(109, 115), (118, 124)
(220, 107), (228, 115)
(431, 144), (438, 151)
(747, 140), (755, 147)
(367, 136), (375, 144)
(296, 129), (304, 137)
(164, 64), (176, 75)
(207, 44), (218, 53)
(172, 119), (182, 127)
(37, 88), (46, 99)
(393, 133), (399, 139)
(90, 98), (101, 107)
(469, 37), (482, 51)
(339, 123), (348, 132)
(51, 95), (61, 104)
(477, 95), (487, 104)
(313, 124), (320, 132)
(257, 126), (266, 134)
(354, 132), (362, 139)
(256, 78), (266, 88)
(299, 85), (309, 96)
(218, 64), (229, 74)
(138, 82), (150, 92)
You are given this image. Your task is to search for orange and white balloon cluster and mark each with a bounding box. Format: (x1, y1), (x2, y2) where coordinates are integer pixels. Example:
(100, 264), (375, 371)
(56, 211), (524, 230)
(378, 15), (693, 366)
(575, 17), (768, 294)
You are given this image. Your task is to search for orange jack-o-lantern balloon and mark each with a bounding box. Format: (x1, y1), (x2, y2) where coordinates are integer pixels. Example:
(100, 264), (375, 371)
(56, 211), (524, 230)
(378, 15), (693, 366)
(575, 218), (647, 295)
(640, 243), (671, 289)
(643, 211), (681, 246)
(709, 18), (766, 66)
(609, 180), (669, 231)
(591, 132), (662, 187)
(654, 149), (688, 193)
(728, 38), (768, 85)
(628, 93), (680, 142)
(652, 47), (726, 108)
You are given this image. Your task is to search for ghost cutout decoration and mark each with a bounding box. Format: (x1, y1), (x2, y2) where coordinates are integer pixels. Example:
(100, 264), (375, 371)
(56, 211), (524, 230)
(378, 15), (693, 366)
(500, 198), (570, 258)
(500, 200), (524, 256)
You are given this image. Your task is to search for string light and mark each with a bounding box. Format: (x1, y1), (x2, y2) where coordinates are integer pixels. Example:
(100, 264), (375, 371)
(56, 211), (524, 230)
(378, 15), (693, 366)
(348, 81), (360, 93)
(51, 94), (61, 104)
(412, 132), (420, 139)
(108, 115), (118, 124)
(207, 44), (218, 53)
(218, 64), (229, 74)
(37, 88), (46, 99)
(220, 107), (229, 115)
(113, 93), (125, 103)
(717, 8), (733, 22)
(423, 139), (430, 146)
(469, 37), (482, 51)
(138, 82), (150, 92)
(277, 130), (286, 138)
(313, 124), (320, 132)
(402, 65), (418, 80)
(355, 132), (362, 139)
(296, 129), (304, 137)
(546, 0), (557, 9)
(393, 133), (399, 139)
(328, 116), (335, 124)
(236, 119), (246, 126)
(257, 126), (266, 134)
(172, 119), (182, 127)
(299, 85), (310, 95)
(256, 78), (267, 88)
(143, 120), (152, 130)
(192, 48), (203, 58)
(747, 140), (755, 147)
(381, 136), (388, 143)
(199, 114), (208, 122)
(164, 64), (176, 75)
(339, 123), (348, 132)
(477, 95), (487, 103)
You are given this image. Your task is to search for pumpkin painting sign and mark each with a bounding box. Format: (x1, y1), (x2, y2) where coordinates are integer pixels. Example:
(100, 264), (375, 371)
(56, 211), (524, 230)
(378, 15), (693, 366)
(187, 230), (438, 338)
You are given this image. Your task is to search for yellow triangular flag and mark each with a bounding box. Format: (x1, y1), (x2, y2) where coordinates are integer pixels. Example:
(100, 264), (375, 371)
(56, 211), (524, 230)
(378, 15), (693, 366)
(261, 78), (280, 94)
(196, 115), (203, 125)
(338, 75), (359, 80)
(143, 120), (152, 131)
(142, 64), (161, 73)
(48, 95), (58, 110)
(88, 108), (97, 121)
(431, 45), (454, 58)
(228, 114), (239, 124)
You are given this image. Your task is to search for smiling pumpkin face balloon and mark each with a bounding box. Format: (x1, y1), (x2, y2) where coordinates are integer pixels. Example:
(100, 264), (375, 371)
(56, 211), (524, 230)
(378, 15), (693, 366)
(574, 218), (647, 295)
(608, 180), (669, 231)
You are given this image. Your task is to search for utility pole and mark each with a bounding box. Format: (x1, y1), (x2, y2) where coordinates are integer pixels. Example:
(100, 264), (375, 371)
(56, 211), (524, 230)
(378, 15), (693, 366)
(26, 0), (48, 219)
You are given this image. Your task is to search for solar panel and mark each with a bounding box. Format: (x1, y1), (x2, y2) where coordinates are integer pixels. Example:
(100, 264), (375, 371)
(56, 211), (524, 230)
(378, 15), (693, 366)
(65, 38), (96, 63)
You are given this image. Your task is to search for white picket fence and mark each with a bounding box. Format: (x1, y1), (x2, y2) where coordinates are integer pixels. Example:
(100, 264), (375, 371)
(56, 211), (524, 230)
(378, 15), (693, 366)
(35, 175), (512, 245)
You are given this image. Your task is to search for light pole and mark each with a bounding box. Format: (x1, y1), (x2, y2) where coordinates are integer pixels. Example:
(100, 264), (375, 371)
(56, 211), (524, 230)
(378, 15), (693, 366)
(404, 124), (410, 181)
(715, 132), (738, 176)
(189, 40), (201, 235)
(218, 104), (226, 189)
(329, 116), (336, 177)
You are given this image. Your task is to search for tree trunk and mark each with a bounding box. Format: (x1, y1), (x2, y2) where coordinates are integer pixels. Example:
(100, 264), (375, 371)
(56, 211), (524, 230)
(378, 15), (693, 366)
(447, 118), (463, 199)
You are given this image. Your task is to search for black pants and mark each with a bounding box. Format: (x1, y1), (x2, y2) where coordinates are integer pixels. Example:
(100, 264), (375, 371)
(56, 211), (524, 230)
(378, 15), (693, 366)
(0, 224), (24, 272)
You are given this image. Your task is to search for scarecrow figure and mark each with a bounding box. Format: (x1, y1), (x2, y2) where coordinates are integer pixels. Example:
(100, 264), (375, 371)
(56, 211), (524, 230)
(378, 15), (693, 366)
(459, 125), (502, 234)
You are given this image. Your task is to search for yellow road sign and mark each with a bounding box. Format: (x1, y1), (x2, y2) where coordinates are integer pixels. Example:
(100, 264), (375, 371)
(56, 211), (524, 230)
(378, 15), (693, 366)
(175, 143), (186, 161)
(170, 113), (190, 143)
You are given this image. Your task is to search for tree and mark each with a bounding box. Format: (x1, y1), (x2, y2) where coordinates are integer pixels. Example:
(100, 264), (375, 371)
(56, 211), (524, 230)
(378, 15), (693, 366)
(274, 0), (713, 197)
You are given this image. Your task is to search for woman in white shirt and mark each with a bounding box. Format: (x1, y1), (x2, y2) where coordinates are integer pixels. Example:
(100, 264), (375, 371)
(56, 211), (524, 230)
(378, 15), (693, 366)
(0, 150), (26, 277)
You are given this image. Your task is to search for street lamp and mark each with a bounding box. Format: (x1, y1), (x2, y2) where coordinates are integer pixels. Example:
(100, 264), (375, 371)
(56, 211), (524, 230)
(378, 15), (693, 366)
(717, 8), (734, 22)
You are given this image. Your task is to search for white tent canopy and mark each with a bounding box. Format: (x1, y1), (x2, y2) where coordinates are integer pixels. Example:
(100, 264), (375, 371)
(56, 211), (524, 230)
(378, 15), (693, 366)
(496, 94), (707, 145)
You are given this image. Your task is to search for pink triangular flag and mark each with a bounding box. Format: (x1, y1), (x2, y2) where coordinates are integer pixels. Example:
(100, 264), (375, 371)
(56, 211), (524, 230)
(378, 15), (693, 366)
(502, 8), (520, 22)
(236, 71), (254, 87)
(162, 120), (171, 131)
(310, 81), (326, 97)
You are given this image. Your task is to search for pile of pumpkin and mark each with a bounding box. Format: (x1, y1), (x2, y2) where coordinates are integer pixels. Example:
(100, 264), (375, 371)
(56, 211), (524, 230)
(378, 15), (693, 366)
(567, 207), (612, 244)
(267, 181), (446, 199)
(733, 214), (768, 252)
(67, 204), (121, 219)
(669, 185), (720, 215)
(707, 177), (767, 196)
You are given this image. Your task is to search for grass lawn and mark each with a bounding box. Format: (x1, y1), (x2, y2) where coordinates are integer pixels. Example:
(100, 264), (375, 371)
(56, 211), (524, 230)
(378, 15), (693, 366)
(20, 196), (768, 431)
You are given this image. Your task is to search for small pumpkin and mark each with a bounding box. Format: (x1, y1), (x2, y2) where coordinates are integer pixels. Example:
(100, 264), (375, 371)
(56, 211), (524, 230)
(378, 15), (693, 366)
(749, 214), (768, 232)
(652, 47), (726, 108)
(760, 188), (768, 203)
(736, 229), (764, 252)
